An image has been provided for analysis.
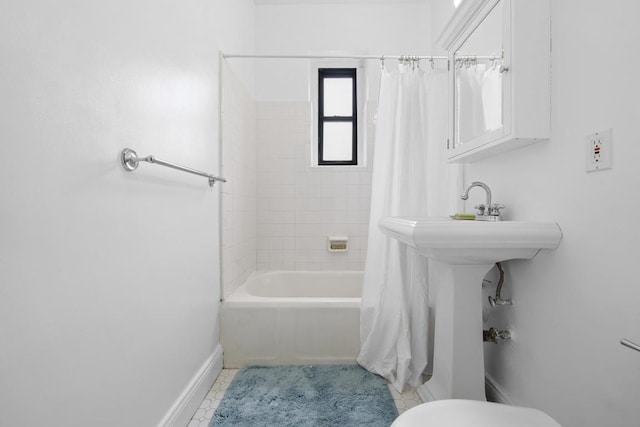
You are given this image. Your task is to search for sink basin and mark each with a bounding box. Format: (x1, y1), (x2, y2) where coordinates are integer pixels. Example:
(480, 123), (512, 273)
(379, 217), (562, 264)
(379, 216), (562, 402)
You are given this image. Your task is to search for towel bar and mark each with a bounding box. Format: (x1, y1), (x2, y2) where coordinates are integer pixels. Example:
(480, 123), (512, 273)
(621, 338), (640, 353)
(120, 148), (226, 187)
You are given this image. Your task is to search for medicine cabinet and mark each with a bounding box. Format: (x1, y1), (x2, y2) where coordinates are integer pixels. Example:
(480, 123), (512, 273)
(438, 0), (550, 162)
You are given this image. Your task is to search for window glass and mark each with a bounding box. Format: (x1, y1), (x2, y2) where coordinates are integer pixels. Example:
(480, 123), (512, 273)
(322, 122), (353, 161)
(323, 78), (353, 117)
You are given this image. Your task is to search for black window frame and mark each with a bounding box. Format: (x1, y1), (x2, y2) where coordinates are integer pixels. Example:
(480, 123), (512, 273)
(318, 68), (358, 166)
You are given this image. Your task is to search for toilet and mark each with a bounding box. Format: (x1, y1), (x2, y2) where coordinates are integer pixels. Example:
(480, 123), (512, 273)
(392, 400), (562, 427)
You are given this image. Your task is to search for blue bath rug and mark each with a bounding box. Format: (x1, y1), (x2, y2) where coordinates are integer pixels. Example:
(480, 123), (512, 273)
(210, 364), (398, 427)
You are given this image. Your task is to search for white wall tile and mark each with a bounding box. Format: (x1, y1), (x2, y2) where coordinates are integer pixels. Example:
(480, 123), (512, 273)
(256, 101), (372, 271)
(221, 63), (257, 298)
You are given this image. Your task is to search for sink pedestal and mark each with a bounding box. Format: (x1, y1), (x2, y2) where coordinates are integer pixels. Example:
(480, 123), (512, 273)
(418, 262), (494, 402)
(377, 216), (562, 402)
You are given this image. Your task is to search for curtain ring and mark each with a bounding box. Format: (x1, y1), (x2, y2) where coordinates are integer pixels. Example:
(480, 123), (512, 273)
(380, 55), (385, 70)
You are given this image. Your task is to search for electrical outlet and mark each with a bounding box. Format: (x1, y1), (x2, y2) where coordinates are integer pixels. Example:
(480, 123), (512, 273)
(586, 128), (612, 172)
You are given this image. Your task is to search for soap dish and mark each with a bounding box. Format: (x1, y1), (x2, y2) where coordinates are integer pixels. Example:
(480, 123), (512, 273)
(450, 213), (476, 220)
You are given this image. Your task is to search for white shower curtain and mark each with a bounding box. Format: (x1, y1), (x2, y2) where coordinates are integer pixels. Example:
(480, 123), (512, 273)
(357, 62), (433, 392)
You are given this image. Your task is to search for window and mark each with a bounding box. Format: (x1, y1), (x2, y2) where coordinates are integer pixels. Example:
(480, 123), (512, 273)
(318, 68), (357, 165)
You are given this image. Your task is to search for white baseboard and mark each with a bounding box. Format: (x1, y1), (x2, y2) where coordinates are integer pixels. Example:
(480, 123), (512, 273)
(157, 344), (224, 427)
(485, 373), (512, 405)
(416, 382), (436, 402)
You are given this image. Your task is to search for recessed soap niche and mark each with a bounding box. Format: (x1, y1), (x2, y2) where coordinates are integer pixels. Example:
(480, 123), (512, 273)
(328, 236), (348, 252)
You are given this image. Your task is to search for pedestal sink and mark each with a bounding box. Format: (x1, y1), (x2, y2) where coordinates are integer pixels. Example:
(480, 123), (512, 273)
(379, 217), (562, 402)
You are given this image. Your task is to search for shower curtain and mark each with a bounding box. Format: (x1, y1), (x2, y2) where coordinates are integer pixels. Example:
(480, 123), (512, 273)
(357, 61), (433, 392)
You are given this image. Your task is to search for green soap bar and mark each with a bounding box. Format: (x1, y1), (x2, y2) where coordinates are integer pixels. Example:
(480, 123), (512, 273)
(452, 213), (476, 220)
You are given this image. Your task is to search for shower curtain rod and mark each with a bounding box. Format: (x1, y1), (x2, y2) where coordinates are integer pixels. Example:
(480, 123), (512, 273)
(223, 53), (448, 61)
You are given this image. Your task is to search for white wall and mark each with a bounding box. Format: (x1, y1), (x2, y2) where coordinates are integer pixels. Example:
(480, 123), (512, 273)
(0, 1), (254, 426)
(254, 1), (432, 102)
(431, 1), (640, 426)
(214, 0), (256, 94)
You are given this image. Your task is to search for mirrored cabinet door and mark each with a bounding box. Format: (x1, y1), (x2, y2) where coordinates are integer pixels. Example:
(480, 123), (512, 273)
(439, 0), (550, 162)
(454, 0), (504, 148)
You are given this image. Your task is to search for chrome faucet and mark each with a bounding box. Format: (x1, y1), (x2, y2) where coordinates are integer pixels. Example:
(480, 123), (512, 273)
(460, 181), (504, 221)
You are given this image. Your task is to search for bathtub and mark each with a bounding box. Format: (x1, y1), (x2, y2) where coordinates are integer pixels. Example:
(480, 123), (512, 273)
(220, 270), (362, 368)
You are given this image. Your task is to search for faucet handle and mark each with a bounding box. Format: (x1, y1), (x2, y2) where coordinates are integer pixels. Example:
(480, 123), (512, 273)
(488, 203), (505, 216)
(474, 204), (486, 216)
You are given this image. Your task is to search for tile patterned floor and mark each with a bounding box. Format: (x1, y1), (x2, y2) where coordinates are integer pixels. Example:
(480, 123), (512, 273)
(188, 368), (422, 427)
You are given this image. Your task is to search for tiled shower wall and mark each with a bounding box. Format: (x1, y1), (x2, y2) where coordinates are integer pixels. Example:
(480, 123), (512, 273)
(256, 101), (374, 271)
(221, 62), (257, 298)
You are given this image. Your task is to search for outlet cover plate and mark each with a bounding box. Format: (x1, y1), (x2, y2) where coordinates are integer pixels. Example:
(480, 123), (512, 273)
(586, 128), (612, 172)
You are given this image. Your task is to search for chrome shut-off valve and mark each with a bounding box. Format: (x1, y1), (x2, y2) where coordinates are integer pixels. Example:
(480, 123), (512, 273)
(483, 327), (512, 344)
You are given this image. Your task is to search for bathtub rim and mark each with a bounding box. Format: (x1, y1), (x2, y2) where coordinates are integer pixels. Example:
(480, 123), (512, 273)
(223, 270), (363, 307)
